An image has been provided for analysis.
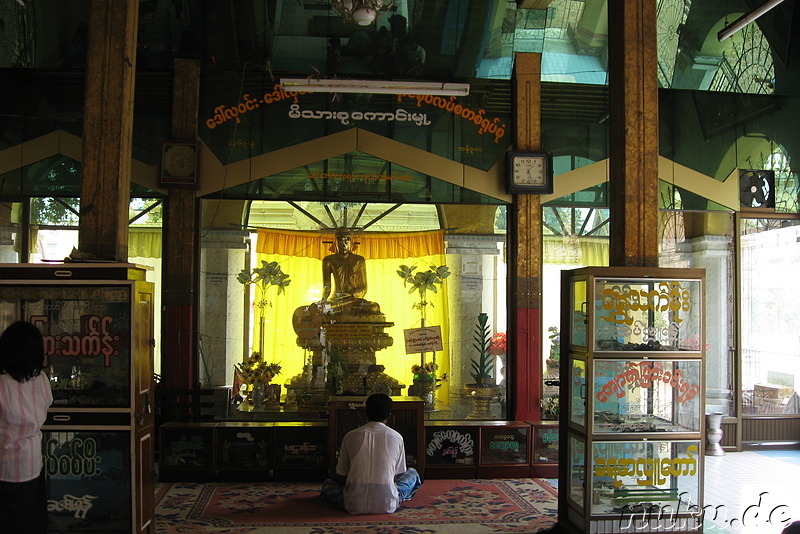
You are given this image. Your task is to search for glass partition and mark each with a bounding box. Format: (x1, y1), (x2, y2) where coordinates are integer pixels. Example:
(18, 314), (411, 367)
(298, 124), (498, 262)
(199, 199), (508, 421)
(591, 440), (701, 517)
(593, 360), (702, 434)
(570, 357), (586, 427)
(568, 435), (586, 508)
(592, 277), (703, 352)
(739, 217), (800, 415)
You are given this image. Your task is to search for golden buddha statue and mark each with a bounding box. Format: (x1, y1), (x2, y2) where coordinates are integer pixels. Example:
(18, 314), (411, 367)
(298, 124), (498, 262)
(319, 228), (380, 315)
(287, 228), (399, 407)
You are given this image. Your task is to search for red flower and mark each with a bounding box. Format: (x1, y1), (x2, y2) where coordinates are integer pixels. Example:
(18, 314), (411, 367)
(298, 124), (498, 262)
(489, 332), (507, 355)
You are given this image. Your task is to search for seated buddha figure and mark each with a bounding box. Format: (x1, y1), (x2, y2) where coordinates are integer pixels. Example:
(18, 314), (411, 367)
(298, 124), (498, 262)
(319, 228), (380, 315)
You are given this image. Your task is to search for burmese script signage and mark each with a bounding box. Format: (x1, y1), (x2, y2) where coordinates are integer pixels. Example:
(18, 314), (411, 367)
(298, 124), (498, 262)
(533, 427), (559, 464)
(200, 81), (513, 170)
(425, 426), (477, 465)
(595, 361), (701, 406)
(217, 426), (271, 469)
(0, 284), (131, 407)
(480, 426), (529, 465)
(307, 171), (413, 182)
(593, 443), (699, 488)
(45, 430), (131, 533)
(324, 323), (376, 338)
(595, 279), (701, 349)
(404, 326), (443, 354)
(204, 86), (506, 145)
(273, 423), (327, 468)
(161, 427), (215, 470)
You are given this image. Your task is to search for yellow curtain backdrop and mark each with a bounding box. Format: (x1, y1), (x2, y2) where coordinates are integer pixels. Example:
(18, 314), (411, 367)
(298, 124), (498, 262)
(253, 229), (451, 402)
(543, 235), (608, 266)
(128, 228), (162, 258)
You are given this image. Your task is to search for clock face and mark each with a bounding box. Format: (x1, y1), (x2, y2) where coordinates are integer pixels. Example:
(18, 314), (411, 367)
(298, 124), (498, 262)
(506, 151), (553, 194)
(513, 157), (547, 186)
(161, 142), (198, 186)
(164, 145), (197, 177)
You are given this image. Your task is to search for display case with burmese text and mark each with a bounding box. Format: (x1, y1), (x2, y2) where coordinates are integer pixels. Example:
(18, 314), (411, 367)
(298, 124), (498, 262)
(423, 422), (480, 479)
(560, 267), (706, 534)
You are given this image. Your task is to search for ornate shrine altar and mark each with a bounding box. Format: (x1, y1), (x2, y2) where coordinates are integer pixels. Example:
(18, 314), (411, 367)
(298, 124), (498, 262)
(283, 228), (404, 409)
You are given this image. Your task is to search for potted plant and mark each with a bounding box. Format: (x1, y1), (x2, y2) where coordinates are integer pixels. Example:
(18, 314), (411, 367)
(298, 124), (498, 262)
(397, 263), (450, 407)
(396, 264), (451, 319)
(542, 393), (559, 420)
(409, 361), (447, 409)
(463, 313), (501, 419)
(237, 260), (291, 355)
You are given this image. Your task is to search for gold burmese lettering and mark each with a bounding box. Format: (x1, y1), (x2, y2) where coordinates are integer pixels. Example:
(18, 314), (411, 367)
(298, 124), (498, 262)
(593, 445), (699, 487)
(599, 282), (692, 326)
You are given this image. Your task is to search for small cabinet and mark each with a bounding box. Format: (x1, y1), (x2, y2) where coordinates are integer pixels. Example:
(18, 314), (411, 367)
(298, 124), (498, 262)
(423, 422), (480, 479)
(477, 421), (530, 478)
(272, 422), (328, 481)
(159, 423), (216, 481)
(530, 420), (559, 478)
(216, 422), (272, 480)
(328, 396), (425, 476)
(0, 263), (156, 534)
(559, 267), (706, 533)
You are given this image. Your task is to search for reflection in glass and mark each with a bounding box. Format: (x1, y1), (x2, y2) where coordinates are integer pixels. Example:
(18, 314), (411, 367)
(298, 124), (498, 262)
(0, 285), (132, 408)
(570, 357), (586, 427)
(570, 279), (587, 348)
(568, 435), (585, 507)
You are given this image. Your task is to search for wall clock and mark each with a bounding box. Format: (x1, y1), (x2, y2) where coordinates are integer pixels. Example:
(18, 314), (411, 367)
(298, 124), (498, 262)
(506, 150), (553, 194)
(160, 142), (198, 186)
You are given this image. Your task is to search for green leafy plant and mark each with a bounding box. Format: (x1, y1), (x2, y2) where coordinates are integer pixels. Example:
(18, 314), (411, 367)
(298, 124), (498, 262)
(237, 260), (292, 309)
(547, 326), (560, 367)
(411, 361), (447, 387)
(470, 313), (495, 387)
(396, 264), (451, 312)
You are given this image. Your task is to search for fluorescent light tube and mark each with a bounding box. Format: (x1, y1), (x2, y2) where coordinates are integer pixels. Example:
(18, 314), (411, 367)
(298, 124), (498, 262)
(280, 78), (470, 97)
(717, 0), (786, 41)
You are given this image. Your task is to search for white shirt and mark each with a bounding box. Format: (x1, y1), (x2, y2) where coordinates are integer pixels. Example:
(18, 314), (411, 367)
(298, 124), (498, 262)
(336, 421), (406, 514)
(0, 372), (53, 482)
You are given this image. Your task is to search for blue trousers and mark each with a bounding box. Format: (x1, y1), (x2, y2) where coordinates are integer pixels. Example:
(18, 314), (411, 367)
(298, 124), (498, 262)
(321, 467), (421, 511)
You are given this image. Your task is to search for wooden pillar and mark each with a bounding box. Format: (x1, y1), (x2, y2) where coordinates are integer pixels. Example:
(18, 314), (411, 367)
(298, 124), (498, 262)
(511, 53), (543, 421)
(161, 58), (201, 390)
(607, 0), (659, 267)
(78, 0), (139, 260)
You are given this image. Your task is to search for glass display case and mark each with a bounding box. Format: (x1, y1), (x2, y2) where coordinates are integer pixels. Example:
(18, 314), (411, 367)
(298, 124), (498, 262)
(559, 267), (705, 533)
(530, 421), (558, 478)
(0, 263), (155, 534)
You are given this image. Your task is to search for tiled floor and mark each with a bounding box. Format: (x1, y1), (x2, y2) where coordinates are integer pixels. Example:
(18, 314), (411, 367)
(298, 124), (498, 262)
(703, 450), (800, 533)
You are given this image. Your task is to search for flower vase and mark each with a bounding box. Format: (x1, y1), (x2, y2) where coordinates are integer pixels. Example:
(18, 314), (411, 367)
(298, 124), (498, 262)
(249, 384), (266, 409)
(705, 412), (725, 456)
(414, 380), (436, 410)
(464, 384), (500, 419)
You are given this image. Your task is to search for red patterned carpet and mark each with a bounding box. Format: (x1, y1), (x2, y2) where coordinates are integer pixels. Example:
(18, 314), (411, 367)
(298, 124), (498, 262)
(155, 478), (559, 533)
